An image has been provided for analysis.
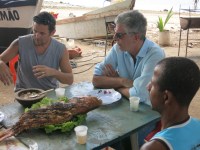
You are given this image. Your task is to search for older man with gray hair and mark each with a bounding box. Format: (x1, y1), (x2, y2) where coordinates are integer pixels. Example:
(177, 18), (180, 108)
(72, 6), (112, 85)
(93, 10), (165, 105)
(92, 10), (165, 148)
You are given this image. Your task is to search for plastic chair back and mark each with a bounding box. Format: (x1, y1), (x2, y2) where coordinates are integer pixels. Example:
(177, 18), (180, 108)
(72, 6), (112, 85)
(9, 55), (19, 84)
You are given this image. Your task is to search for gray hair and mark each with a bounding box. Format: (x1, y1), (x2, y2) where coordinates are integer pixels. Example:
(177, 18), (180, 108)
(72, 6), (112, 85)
(114, 10), (147, 39)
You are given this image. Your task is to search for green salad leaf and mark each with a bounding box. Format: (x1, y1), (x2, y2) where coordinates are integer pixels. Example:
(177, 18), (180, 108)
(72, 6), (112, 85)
(44, 114), (86, 133)
(25, 96), (87, 133)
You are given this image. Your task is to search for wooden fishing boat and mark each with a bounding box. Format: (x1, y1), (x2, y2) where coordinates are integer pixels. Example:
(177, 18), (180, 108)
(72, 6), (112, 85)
(55, 0), (135, 39)
(0, 0), (43, 53)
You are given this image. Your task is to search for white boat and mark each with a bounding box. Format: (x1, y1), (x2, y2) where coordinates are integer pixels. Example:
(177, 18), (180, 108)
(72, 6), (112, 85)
(55, 0), (135, 39)
(0, 0), (43, 53)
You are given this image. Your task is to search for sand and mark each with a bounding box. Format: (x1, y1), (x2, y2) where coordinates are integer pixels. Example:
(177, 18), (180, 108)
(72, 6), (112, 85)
(0, 2), (200, 119)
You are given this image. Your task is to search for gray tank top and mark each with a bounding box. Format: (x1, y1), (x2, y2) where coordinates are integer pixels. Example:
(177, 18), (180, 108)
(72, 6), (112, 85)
(15, 34), (65, 91)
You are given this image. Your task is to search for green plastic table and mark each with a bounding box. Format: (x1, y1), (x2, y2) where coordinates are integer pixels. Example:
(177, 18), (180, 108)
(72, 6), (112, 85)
(0, 82), (160, 150)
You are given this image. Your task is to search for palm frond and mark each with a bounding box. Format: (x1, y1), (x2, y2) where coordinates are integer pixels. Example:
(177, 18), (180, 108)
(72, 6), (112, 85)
(164, 7), (173, 26)
(157, 7), (173, 32)
(157, 17), (164, 32)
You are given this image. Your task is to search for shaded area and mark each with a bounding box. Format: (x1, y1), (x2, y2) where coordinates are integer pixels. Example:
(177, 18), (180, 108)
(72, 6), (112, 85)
(0, 28), (32, 53)
(0, 0), (37, 8)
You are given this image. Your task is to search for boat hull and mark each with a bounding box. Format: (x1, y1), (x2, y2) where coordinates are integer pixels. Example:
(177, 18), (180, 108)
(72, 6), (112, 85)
(56, 15), (116, 39)
(0, 0), (43, 53)
(55, 0), (135, 39)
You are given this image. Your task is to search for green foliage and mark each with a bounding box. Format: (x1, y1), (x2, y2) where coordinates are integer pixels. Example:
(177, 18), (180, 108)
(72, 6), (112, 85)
(25, 96), (68, 112)
(44, 114), (87, 133)
(25, 96), (86, 133)
(157, 7), (173, 32)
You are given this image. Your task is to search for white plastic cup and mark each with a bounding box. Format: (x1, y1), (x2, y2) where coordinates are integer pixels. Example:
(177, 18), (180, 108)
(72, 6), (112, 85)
(74, 125), (88, 144)
(55, 88), (65, 98)
(129, 96), (140, 112)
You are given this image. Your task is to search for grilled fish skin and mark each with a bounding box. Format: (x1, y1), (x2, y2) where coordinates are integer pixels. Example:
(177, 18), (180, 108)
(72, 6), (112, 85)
(0, 96), (102, 142)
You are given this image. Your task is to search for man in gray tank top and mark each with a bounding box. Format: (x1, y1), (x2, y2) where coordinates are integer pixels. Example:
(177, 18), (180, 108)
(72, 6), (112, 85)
(0, 11), (73, 91)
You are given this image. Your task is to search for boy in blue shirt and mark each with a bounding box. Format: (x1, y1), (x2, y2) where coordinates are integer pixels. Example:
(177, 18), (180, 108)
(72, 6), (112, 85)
(141, 57), (200, 150)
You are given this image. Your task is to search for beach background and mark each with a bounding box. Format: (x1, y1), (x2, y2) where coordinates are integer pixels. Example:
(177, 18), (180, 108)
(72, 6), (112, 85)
(46, 0), (200, 11)
(0, 0), (200, 119)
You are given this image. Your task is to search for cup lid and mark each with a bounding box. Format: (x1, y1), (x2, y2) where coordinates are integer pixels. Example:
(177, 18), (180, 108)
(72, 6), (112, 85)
(74, 125), (88, 132)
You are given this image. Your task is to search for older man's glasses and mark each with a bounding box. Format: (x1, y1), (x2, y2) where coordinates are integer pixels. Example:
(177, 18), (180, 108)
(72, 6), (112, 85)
(114, 32), (136, 39)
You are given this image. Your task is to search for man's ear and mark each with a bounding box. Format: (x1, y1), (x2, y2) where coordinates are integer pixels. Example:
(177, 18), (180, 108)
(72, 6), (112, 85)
(164, 90), (174, 105)
(163, 92), (168, 101)
(50, 29), (56, 36)
(134, 33), (140, 40)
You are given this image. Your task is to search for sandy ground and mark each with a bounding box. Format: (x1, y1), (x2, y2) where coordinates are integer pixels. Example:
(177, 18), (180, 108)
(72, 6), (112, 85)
(0, 6), (199, 119)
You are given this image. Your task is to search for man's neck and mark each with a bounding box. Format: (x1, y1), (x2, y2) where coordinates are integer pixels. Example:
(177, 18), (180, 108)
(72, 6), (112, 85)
(130, 39), (144, 57)
(161, 107), (189, 129)
(35, 39), (51, 54)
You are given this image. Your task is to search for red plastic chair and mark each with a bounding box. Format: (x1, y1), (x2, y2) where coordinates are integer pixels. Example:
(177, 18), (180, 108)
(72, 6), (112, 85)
(144, 121), (162, 142)
(9, 55), (19, 84)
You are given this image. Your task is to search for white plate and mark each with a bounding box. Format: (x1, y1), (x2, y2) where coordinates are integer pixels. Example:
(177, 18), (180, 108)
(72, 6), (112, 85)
(88, 89), (122, 105)
(0, 111), (4, 122)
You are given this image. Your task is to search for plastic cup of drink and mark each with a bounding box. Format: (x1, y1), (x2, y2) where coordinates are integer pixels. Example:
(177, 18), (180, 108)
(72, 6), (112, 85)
(74, 125), (88, 144)
(55, 88), (65, 97)
(129, 96), (140, 112)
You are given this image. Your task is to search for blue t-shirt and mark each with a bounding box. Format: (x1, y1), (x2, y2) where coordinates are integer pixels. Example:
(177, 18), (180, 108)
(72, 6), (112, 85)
(151, 117), (200, 150)
(94, 38), (165, 105)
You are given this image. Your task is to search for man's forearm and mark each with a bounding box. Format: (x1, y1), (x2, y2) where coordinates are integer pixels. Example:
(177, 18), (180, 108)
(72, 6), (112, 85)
(92, 76), (132, 89)
(52, 70), (73, 85)
(117, 87), (130, 98)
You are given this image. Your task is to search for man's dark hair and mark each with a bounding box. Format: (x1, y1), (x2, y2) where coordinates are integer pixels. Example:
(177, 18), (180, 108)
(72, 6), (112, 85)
(157, 57), (199, 106)
(33, 11), (56, 32)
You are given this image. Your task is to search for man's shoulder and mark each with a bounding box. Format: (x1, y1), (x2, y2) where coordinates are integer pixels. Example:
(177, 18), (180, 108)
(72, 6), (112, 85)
(140, 43), (164, 61)
(19, 34), (32, 39)
(18, 34), (32, 42)
(144, 39), (165, 56)
(51, 38), (64, 46)
(51, 38), (66, 51)
(145, 39), (161, 49)
(18, 34), (33, 44)
(191, 117), (200, 125)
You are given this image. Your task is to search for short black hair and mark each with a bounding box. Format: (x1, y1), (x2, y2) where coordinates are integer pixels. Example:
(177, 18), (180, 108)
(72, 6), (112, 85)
(157, 57), (199, 106)
(33, 11), (56, 32)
